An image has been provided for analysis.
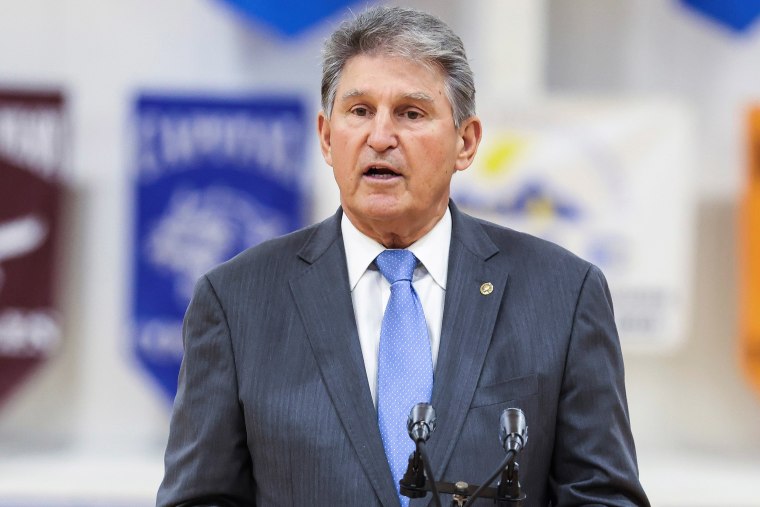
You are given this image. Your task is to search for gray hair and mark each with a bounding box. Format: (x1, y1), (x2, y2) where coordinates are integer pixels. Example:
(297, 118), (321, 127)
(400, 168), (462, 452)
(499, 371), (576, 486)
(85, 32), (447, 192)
(321, 5), (476, 128)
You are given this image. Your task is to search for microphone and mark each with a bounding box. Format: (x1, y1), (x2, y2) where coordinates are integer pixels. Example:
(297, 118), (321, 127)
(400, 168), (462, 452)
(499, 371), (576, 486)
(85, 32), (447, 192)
(407, 402), (437, 443)
(401, 403), (442, 507)
(464, 408), (529, 506)
(499, 408), (528, 454)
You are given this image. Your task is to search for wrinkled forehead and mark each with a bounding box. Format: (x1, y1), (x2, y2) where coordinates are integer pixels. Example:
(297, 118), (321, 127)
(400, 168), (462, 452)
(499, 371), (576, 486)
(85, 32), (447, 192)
(334, 54), (448, 99)
(350, 46), (444, 75)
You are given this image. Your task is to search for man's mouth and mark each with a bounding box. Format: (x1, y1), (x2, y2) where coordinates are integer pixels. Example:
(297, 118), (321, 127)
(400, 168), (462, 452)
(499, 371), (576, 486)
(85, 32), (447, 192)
(364, 165), (401, 179)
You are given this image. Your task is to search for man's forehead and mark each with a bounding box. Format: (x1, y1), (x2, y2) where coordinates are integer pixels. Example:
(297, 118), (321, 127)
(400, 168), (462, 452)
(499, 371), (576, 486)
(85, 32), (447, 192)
(340, 53), (443, 78)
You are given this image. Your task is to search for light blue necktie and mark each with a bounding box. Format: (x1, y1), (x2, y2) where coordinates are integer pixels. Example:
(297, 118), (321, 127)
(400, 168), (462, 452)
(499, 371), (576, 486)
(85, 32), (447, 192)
(376, 249), (434, 507)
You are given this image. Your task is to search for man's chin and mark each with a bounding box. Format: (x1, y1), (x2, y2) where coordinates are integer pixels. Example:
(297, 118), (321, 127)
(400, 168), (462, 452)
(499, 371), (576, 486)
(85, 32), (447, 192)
(350, 200), (409, 223)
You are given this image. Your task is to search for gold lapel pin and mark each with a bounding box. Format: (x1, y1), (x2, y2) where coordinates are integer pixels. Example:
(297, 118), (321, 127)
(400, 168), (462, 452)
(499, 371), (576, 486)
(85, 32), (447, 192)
(480, 282), (494, 295)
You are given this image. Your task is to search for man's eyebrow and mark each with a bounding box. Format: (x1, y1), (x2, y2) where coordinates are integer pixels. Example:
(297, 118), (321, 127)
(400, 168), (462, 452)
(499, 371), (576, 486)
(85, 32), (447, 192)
(403, 92), (434, 102)
(340, 89), (364, 100)
(338, 90), (435, 102)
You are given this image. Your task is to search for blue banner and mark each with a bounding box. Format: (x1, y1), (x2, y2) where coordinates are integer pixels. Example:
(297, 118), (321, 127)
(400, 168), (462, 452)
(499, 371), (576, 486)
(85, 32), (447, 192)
(680, 0), (760, 33)
(217, 0), (364, 37)
(132, 95), (308, 400)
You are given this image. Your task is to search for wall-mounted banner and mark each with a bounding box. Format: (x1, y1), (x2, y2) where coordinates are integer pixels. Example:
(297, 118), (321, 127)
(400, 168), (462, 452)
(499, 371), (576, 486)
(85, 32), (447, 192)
(453, 100), (695, 351)
(0, 90), (66, 408)
(740, 106), (760, 398)
(680, 0), (760, 33)
(216, 0), (366, 37)
(133, 95), (308, 400)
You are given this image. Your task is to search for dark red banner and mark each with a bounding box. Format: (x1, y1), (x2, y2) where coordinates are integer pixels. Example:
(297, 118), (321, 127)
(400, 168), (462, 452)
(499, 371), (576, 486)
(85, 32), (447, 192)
(0, 90), (65, 408)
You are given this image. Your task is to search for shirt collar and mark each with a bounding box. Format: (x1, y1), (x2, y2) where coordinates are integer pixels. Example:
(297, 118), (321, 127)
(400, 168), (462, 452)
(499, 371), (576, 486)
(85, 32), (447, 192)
(341, 207), (451, 291)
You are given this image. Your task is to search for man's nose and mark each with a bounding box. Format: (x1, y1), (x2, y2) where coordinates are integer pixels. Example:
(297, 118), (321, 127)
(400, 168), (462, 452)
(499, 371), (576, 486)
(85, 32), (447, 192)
(366, 111), (398, 152)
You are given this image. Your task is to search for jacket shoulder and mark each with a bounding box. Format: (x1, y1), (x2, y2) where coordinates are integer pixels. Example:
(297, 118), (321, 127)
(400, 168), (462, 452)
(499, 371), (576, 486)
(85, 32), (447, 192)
(467, 213), (592, 274)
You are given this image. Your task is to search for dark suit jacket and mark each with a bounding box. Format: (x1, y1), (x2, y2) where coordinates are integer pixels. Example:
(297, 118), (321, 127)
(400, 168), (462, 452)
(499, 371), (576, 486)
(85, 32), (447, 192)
(157, 202), (649, 506)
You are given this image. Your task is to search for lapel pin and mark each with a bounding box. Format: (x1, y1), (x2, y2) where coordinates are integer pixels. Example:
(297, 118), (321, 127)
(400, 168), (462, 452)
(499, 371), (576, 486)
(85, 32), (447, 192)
(480, 282), (494, 295)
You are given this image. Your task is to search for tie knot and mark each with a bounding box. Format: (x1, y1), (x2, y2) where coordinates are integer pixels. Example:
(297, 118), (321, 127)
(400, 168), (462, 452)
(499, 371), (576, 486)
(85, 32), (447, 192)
(376, 249), (417, 284)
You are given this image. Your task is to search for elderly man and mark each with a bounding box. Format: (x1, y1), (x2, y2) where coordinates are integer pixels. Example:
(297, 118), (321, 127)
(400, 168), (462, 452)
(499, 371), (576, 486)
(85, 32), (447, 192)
(158, 6), (649, 507)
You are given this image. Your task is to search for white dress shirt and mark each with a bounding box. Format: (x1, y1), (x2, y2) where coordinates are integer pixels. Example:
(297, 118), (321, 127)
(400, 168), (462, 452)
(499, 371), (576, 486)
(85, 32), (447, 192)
(341, 209), (451, 406)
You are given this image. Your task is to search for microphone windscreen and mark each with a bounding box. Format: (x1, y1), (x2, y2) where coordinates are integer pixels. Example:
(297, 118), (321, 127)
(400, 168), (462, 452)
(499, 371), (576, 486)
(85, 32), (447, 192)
(499, 408), (528, 453)
(407, 403), (437, 443)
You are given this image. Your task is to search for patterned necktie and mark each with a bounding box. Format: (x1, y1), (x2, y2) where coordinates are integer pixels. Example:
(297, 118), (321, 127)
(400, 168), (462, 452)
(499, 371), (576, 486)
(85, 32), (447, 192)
(375, 249), (434, 506)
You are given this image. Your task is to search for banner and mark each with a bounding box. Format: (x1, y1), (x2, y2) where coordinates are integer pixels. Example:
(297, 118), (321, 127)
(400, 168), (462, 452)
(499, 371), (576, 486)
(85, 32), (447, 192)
(453, 100), (695, 351)
(133, 95), (308, 400)
(680, 0), (760, 33)
(740, 107), (760, 397)
(0, 90), (66, 408)
(217, 0), (365, 37)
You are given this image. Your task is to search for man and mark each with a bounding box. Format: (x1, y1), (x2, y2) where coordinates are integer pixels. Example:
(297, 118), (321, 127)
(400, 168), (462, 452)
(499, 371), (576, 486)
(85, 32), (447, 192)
(158, 6), (649, 506)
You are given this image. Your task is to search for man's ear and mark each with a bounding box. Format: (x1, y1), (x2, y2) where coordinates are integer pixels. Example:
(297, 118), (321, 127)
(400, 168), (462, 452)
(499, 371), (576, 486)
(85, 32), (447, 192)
(454, 115), (483, 172)
(317, 111), (333, 166)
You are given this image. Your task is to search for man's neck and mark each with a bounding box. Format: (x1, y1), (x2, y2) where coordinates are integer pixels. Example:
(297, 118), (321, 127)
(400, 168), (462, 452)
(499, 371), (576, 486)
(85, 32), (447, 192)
(342, 205), (449, 249)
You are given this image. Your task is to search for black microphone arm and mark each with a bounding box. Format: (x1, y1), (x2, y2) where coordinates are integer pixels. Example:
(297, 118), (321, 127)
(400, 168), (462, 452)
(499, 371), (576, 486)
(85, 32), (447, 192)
(463, 408), (528, 507)
(400, 405), (528, 507)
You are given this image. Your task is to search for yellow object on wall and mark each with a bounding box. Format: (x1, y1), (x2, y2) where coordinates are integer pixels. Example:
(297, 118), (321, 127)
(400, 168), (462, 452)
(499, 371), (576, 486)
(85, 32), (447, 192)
(741, 107), (760, 397)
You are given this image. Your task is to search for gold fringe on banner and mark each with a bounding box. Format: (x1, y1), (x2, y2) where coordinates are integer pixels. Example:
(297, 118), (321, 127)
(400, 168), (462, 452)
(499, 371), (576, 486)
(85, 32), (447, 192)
(740, 107), (760, 398)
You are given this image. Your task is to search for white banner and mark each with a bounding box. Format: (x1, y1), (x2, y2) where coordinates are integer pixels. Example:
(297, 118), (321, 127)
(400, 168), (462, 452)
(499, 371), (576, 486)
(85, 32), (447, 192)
(453, 99), (695, 351)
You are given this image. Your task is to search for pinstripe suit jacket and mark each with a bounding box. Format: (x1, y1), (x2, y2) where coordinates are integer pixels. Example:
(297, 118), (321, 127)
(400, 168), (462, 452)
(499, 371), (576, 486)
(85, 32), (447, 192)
(157, 202), (649, 506)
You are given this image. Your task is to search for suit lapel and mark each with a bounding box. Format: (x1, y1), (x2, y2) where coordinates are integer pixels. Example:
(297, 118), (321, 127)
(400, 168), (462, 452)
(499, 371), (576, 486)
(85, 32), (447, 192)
(424, 204), (509, 481)
(289, 210), (399, 507)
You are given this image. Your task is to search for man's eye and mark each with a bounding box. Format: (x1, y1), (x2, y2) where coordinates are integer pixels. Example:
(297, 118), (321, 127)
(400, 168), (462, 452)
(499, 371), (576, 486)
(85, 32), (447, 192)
(352, 107), (369, 117)
(404, 110), (422, 120)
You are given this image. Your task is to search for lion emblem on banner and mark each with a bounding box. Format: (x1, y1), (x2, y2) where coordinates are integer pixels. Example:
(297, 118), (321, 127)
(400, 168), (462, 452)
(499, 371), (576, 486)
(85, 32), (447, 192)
(145, 186), (286, 303)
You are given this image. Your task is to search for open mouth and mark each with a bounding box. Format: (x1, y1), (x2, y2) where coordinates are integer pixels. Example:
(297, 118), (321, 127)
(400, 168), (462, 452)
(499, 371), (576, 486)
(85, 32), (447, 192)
(364, 165), (401, 179)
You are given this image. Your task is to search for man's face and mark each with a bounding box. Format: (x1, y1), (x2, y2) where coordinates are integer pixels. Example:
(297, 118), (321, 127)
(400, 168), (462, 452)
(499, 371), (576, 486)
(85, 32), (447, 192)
(318, 54), (481, 247)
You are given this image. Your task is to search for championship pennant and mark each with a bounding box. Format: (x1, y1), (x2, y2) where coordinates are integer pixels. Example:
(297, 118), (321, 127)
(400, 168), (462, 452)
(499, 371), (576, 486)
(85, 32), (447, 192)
(741, 107), (760, 397)
(133, 95), (308, 400)
(0, 91), (66, 408)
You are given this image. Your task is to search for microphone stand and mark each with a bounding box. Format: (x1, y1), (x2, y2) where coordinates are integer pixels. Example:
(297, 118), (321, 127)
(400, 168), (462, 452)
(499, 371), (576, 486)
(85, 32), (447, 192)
(496, 460), (523, 504)
(400, 448), (525, 507)
(400, 441), (442, 507)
